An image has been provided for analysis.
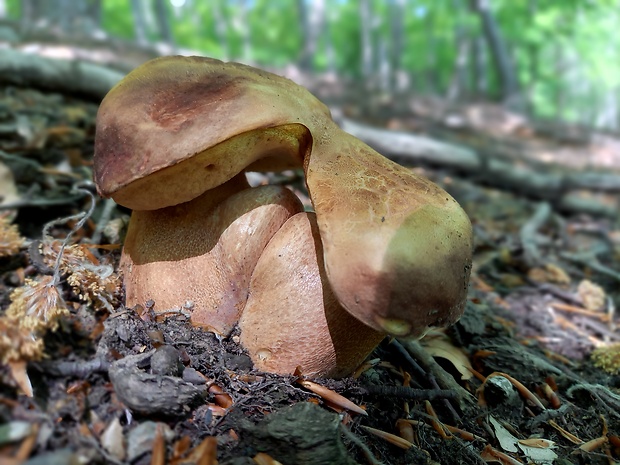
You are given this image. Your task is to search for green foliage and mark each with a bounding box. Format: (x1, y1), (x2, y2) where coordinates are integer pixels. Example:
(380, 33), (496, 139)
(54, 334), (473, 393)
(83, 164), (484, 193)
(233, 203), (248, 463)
(4, 0), (20, 18)
(101, 0), (135, 40)
(4, 0), (620, 129)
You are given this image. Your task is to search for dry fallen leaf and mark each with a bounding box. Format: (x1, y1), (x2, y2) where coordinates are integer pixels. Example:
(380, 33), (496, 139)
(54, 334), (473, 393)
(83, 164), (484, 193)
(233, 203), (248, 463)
(527, 263), (571, 285)
(7, 361), (32, 397)
(100, 417), (125, 461)
(577, 279), (606, 312)
(421, 332), (473, 381)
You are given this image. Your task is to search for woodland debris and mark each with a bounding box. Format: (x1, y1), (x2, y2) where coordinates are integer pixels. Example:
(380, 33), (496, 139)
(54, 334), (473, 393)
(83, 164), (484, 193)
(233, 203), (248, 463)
(238, 402), (356, 465)
(0, 48), (123, 100)
(107, 350), (206, 416)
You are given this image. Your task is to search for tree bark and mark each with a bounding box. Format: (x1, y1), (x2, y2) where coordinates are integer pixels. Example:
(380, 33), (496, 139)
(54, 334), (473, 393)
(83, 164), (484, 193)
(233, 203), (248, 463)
(130, 0), (148, 45)
(470, 0), (521, 109)
(153, 0), (174, 46)
(359, 0), (374, 80)
(297, 0), (325, 71)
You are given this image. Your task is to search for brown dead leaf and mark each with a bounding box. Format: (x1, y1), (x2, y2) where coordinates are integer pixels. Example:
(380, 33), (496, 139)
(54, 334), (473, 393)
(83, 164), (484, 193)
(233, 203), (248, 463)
(527, 263), (570, 285)
(577, 280), (606, 311)
(7, 361), (32, 397)
(421, 333), (473, 381)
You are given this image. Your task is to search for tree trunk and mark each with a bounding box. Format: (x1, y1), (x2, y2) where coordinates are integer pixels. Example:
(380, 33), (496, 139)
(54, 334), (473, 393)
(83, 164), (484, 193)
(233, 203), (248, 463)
(212, 0), (230, 60)
(471, 36), (488, 97)
(389, 0), (406, 92)
(19, 0), (102, 35)
(130, 0), (148, 45)
(153, 0), (174, 46)
(377, 36), (390, 92)
(297, 0), (325, 71)
(88, 0), (102, 29)
(470, 0), (521, 109)
(554, 41), (565, 120)
(447, 0), (471, 102)
(238, 0), (252, 61)
(324, 9), (336, 74)
(424, 7), (440, 94)
(359, 0), (374, 80)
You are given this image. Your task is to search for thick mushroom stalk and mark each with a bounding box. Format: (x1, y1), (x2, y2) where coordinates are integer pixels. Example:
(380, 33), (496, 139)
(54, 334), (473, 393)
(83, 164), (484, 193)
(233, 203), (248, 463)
(121, 174), (302, 335)
(94, 56), (473, 376)
(240, 212), (384, 377)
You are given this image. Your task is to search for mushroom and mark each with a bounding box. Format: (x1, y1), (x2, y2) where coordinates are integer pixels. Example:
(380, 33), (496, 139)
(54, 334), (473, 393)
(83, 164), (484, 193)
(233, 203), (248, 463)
(120, 174), (303, 335)
(94, 56), (473, 377)
(239, 212), (385, 378)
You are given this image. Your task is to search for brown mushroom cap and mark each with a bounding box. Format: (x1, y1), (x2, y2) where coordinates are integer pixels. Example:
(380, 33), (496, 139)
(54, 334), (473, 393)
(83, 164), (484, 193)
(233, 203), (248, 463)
(94, 55), (473, 340)
(95, 55), (319, 210)
(239, 212), (384, 378)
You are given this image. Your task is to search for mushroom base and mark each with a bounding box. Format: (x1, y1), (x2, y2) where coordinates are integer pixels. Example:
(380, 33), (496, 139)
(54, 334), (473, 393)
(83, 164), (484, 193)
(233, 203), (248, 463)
(240, 212), (385, 378)
(120, 176), (303, 336)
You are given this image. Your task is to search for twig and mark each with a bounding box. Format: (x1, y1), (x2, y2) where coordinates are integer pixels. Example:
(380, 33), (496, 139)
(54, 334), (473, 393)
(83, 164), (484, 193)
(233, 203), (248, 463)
(33, 357), (110, 377)
(560, 251), (620, 282)
(340, 424), (385, 465)
(574, 316), (620, 342)
(397, 339), (476, 416)
(567, 384), (620, 419)
(520, 201), (552, 268)
(389, 339), (427, 381)
(359, 385), (457, 401)
(41, 185), (96, 287)
(0, 194), (85, 210)
(528, 281), (582, 306)
(90, 197), (118, 246)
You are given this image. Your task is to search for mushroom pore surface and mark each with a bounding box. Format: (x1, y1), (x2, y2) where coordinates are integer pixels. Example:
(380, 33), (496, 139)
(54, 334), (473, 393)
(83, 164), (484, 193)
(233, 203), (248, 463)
(94, 56), (473, 372)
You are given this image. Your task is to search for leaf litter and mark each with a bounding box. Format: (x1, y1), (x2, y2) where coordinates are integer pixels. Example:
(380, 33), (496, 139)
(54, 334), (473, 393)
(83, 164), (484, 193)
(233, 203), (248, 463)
(0, 83), (618, 465)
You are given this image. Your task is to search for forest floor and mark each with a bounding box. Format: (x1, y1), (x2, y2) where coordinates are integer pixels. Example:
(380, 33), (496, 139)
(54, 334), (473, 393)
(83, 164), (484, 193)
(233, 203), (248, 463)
(0, 64), (619, 465)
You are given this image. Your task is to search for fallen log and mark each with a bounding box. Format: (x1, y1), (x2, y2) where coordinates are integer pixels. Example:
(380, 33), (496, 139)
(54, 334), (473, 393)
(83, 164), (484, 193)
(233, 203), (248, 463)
(0, 48), (616, 217)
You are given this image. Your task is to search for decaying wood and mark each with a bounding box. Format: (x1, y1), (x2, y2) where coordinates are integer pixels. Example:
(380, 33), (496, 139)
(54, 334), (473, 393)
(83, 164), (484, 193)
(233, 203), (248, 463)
(0, 48), (123, 100)
(0, 47), (617, 217)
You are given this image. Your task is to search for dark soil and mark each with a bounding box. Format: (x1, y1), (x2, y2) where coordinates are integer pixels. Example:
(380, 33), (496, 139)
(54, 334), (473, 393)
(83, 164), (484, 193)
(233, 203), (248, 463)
(1, 83), (620, 465)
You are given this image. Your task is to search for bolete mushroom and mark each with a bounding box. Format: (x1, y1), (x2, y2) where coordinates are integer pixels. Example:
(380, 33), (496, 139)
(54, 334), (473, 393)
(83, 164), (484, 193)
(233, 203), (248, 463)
(93, 56), (473, 378)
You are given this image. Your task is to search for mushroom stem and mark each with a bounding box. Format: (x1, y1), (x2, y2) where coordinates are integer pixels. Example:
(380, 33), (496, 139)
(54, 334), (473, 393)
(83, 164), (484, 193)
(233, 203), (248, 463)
(121, 174), (303, 335)
(239, 212), (385, 378)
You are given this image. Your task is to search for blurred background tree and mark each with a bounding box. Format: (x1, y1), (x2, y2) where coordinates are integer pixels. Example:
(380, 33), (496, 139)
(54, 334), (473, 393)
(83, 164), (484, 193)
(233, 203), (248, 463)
(3, 0), (620, 131)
